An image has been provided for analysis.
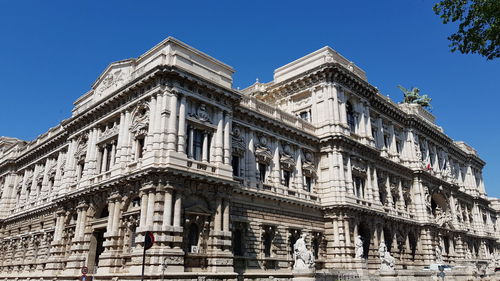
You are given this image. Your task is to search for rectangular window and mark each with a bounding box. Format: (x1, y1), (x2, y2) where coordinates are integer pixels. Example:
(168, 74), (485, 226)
(77, 160), (85, 180)
(105, 144), (112, 171)
(383, 134), (390, 149)
(136, 137), (145, 159)
(354, 176), (365, 198)
(299, 111), (310, 122)
(232, 156), (240, 177)
(283, 170), (291, 187)
(396, 140), (402, 154)
(258, 163), (267, 183)
(193, 130), (203, 161)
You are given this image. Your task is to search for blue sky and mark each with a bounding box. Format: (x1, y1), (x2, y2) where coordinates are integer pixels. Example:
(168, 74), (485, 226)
(0, 1), (498, 197)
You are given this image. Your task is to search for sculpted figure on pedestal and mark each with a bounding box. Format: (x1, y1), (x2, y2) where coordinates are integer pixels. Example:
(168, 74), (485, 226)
(293, 233), (315, 272)
(378, 241), (395, 271)
(355, 235), (364, 258)
(435, 244), (443, 263)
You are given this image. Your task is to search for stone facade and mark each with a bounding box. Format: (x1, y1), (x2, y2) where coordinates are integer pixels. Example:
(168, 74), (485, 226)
(0, 37), (498, 281)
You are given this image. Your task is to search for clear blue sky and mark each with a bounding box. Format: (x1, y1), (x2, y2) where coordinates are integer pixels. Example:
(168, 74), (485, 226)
(0, 1), (498, 197)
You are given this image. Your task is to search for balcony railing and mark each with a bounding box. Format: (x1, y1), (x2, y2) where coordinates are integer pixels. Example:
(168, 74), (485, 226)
(240, 95), (316, 134)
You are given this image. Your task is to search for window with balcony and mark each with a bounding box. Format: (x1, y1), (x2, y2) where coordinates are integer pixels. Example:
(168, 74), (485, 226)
(186, 126), (212, 162)
(258, 163), (267, 183)
(135, 136), (145, 160)
(383, 134), (390, 149)
(282, 170), (291, 187)
(396, 139), (402, 154)
(232, 155), (240, 177)
(76, 159), (85, 180)
(353, 176), (365, 198)
(98, 141), (116, 172)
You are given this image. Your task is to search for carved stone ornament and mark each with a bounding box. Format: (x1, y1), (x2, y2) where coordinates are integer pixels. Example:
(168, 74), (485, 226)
(98, 70), (125, 94)
(258, 135), (268, 147)
(130, 104), (149, 138)
(47, 161), (57, 177)
(36, 172), (44, 183)
(196, 104), (210, 122)
(231, 126), (245, 156)
(351, 158), (367, 174)
(434, 206), (454, 229)
(255, 135), (272, 164)
(99, 124), (119, 142)
(75, 134), (88, 160)
(280, 144), (295, 170)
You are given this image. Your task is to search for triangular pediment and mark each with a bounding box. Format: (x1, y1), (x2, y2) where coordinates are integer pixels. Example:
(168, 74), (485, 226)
(92, 59), (135, 100)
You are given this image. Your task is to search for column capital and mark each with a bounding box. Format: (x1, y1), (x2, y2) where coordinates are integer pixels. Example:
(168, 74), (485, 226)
(108, 190), (122, 201)
(76, 200), (89, 210)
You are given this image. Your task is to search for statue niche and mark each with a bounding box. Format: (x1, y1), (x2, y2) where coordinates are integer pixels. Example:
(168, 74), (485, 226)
(293, 233), (315, 273)
(183, 193), (212, 270)
(430, 192), (453, 229)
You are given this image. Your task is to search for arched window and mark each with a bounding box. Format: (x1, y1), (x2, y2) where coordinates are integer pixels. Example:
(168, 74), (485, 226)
(346, 102), (356, 132)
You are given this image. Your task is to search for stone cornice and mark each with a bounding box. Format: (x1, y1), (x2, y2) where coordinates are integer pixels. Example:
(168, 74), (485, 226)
(1, 203), (56, 224)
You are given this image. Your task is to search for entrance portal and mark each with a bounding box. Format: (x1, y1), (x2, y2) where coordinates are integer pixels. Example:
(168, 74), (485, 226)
(88, 229), (106, 274)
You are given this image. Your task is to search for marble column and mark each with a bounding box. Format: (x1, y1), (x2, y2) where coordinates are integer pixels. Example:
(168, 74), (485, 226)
(153, 93), (163, 149)
(111, 197), (122, 234)
(223, 112), (232, 164)
(339, 90), (348, 128)
(173, 192), (182, 228)
(214, 111), (224, 163)
(166, 92), (178, 151)
(144, 97), (157, 156)
(346, 154), (353, 195)
(202, 132), (209, 162)
(177, 95), (187, 153)
(223, 198), (230, 233)
(146, 189), (155, 227)
(296, 150), (304, 190)
(139, 191), (148, 228)
(162, 188), (173, 229)
(106, 200), (115, 233)
(214, 197), (222, 232)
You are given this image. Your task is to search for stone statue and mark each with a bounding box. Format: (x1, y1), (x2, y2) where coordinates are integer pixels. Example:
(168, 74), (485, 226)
(379, 241), (395, 271)
(435, 245), (443, 263)
(293, 233), (315, 272)
(465, 247), (472, 260)
(355, 235), (364, 258)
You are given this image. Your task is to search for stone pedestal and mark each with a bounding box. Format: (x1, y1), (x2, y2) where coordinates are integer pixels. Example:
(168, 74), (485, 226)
(379, 270), (398, 281)
(292, 271), (315, 281)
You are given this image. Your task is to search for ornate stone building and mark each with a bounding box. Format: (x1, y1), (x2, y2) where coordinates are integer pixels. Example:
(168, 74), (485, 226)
(0, 37), (498, 280)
